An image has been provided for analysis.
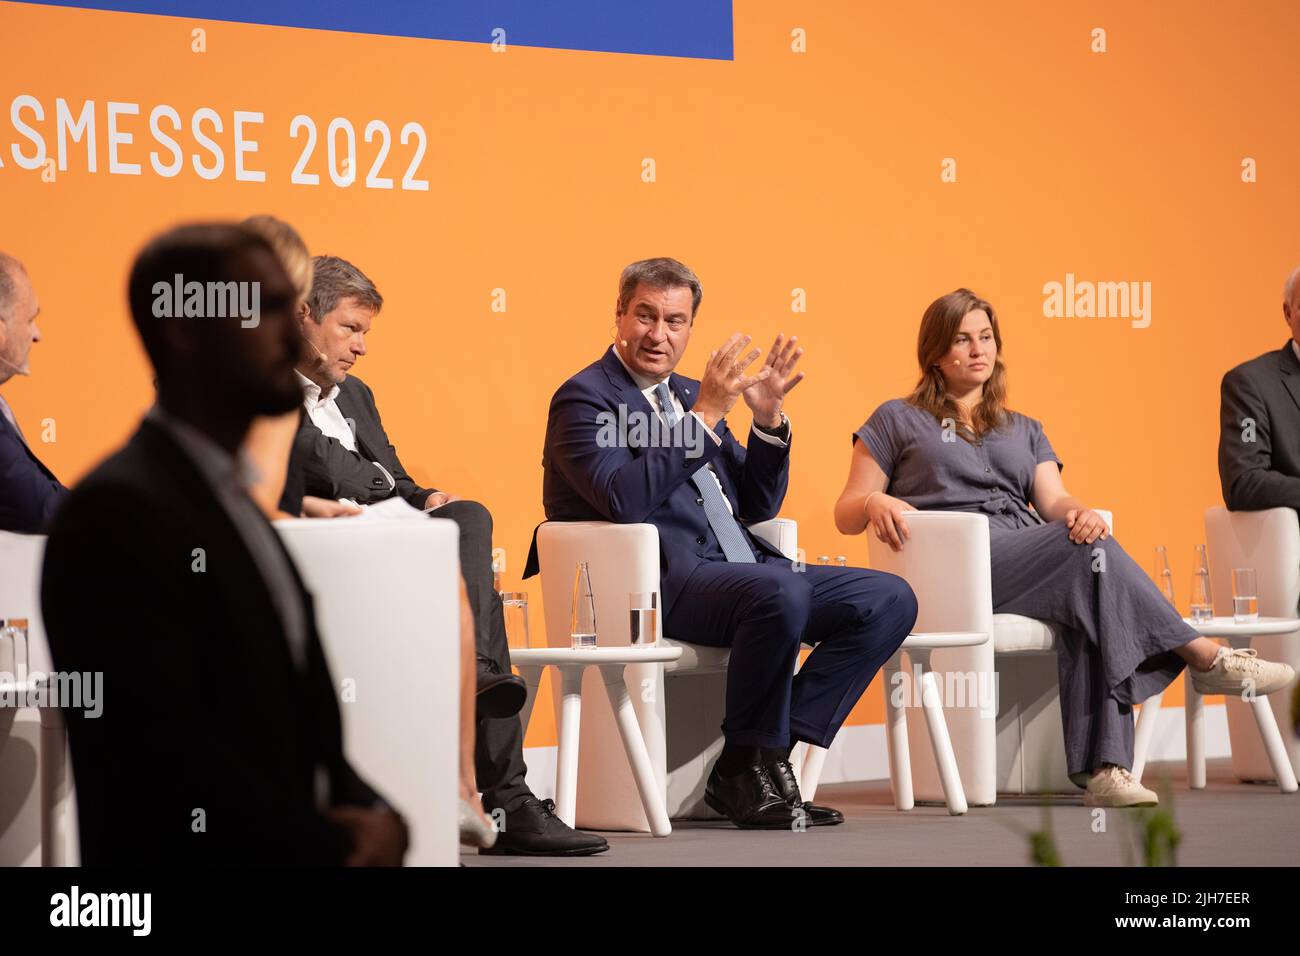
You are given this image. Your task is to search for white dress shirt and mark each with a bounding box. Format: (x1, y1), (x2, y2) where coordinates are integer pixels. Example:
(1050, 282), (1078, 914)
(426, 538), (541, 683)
(294, 370), (395, 501)
(609, 345), (789, 515)
(1291, 339), (1299, 364)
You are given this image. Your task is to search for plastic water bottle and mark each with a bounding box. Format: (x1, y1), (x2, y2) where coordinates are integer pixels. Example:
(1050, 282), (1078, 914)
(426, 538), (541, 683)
(570, 562), (597, 649)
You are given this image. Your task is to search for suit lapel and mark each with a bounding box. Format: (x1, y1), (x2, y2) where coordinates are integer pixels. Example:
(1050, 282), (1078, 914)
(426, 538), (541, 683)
(668, 372), (743, 511)
(136, 420), (300, 679)
(334, 378), (380, 462)
(1278, 342), (1300, 419)
(0, 409), (60, 481)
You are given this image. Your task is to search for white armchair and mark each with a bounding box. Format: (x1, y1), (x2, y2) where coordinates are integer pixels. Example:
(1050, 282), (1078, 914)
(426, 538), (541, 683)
(275, 518), (461, 866)
(0, 531), (76, 867)
(866, 509), (1116, 803)
(1203, 506), (1300, 781)
(533, 517), (815, 831)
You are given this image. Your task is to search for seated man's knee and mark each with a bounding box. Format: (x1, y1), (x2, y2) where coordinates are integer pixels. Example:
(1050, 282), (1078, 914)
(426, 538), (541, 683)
(754, 572), (814, 633)
(438, 498), (493, 535)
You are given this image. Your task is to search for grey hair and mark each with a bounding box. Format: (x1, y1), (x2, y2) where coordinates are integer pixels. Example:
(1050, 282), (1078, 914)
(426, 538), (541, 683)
(0, 253), (26, 323)
(306, 255), (383, 323)
(1285, 266), (1300, 304)
(617, 257), (702, 317)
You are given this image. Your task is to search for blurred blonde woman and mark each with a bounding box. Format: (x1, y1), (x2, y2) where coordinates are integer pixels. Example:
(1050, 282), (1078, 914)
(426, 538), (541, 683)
(238, 215), (495, 847)
(835, 288), (1295, 807)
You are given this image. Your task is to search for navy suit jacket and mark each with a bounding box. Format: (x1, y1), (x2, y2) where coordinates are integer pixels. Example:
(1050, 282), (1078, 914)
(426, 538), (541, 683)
(0, 401), (67, 533)
(524, 348), (791, 612)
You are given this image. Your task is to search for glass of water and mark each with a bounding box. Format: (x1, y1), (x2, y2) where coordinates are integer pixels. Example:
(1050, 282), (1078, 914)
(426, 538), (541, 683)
(0, 618), (28, 687)
(501, 592), (531, 649)
(1231, 568), (1258, 624)
(629, 591), (659, 645)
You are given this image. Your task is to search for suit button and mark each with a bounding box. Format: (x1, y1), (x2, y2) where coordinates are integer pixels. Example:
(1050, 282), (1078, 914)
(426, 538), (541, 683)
(696, 497), (705, 506)
(696, 535), (707, 545)
(984, 467), (991, 474)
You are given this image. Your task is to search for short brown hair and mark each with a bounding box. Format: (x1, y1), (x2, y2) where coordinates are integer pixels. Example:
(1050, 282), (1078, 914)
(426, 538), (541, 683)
(306, 255), (382, 323)
(617, 257), (702, 317)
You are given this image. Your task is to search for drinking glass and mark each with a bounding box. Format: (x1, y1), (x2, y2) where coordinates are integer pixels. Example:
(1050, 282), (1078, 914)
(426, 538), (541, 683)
(501, 592), (531, 649)
(1231, 568), (1258, 624)
(629, 591), (659, 645)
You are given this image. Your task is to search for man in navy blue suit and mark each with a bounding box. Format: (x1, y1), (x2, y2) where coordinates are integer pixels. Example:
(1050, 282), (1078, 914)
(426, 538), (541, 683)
(526, 257), (917, 829)
(0, 253), (66, 533)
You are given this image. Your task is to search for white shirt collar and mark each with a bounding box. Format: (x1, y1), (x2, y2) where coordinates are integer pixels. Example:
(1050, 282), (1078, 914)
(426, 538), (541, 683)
(1291, 339), (1299, 364)
(609, 344), (670, 393)
(294, 369), (340, 408)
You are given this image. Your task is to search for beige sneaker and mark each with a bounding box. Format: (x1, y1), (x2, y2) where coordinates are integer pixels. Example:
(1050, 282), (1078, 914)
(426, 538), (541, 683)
(1083, 765), (1158, 807)
(1190, 647), (1296, 698)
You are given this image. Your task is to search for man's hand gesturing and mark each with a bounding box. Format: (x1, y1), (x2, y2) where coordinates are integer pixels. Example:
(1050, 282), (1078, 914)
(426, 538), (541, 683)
(743, 333), (804, 428)
(692, 333), (771, 431)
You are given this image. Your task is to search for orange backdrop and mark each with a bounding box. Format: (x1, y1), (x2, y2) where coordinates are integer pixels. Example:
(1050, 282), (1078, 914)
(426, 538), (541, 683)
(3, 0), (1298, 744)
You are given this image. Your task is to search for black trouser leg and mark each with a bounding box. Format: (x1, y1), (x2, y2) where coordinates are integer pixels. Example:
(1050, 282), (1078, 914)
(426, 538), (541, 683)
(432, 499), (531, 813)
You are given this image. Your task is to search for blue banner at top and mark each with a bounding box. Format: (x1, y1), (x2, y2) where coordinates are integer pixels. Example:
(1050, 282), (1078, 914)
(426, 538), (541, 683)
(25, 0), (736, 60)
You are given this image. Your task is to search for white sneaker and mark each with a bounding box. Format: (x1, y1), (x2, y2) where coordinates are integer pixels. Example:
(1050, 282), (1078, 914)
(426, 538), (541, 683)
(1190, 647), (1296, 697)
(1083, 765), (1158, 807)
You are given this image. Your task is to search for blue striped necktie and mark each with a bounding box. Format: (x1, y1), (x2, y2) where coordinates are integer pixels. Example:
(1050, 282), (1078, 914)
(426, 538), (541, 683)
(654, 381), (755, 563)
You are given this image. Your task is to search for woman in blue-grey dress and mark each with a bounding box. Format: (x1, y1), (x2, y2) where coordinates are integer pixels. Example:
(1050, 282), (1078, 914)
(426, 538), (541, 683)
(834, 288), (1295, 807)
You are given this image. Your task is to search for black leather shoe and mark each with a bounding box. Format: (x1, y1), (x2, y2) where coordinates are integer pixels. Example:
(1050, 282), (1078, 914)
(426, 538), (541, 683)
(476, 666), (527, 719)
(479, 797), (609, 856)
(765, 758), (845, 826)
(704, 762), (800, 829)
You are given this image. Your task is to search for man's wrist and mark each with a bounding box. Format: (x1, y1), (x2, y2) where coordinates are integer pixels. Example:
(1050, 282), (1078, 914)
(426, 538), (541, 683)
(754, 411), (788, 435)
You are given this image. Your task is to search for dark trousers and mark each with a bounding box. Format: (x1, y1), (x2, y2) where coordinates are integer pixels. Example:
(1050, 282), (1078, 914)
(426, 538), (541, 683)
(433, 499), (532, 813)
(664, 555), (917, 749)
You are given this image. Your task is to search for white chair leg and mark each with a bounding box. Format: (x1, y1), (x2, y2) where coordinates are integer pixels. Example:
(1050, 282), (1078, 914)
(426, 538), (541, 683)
(916, 655), (968, 816)
(600, 664), (672, 836)
(800, 745), (828, 803)
(883, 655), (913, 810)
(1248, 695), (1299, 793)
(1186, 680), (1206, 790)
(554, 666), (585, 828)
(1131, 691), (1163, 783)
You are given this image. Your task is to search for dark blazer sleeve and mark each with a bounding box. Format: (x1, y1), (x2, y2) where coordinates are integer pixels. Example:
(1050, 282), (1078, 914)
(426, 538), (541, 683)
(716, 419), (791, 524)
(350, 378), (433, 508)
(0, 422), (67, 533)
(1219, 366), (1300, 510)
(546, 378), (728, 523)
(288, 416), (405, 507)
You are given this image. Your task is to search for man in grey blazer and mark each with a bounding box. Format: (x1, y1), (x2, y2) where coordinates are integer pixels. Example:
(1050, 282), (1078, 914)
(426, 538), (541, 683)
(1219, 266), (1300, 511)
(281, 255), (607, 856)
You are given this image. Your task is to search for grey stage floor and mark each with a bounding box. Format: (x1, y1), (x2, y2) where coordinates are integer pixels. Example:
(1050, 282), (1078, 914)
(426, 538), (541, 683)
(464, 760), (1299, 867)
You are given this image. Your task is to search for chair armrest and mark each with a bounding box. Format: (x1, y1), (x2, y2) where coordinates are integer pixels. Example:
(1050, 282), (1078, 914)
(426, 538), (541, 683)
(746, 517), (799, 560)
(866, 511), (994, 635)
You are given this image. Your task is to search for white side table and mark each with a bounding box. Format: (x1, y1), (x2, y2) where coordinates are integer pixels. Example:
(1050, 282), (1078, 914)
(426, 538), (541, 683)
(1184, 616), (1298, 793)
(881, 630), (989, 816)
(511, 645), (683, 837)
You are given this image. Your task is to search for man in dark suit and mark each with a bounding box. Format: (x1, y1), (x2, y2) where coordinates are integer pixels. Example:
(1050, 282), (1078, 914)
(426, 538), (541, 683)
(1220, 267), (1300, 510)
(525, 257), (917, 828)
(283, 255), (607, 856)
(0, 253), (67, 532)
(41, 224), (407, 865)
